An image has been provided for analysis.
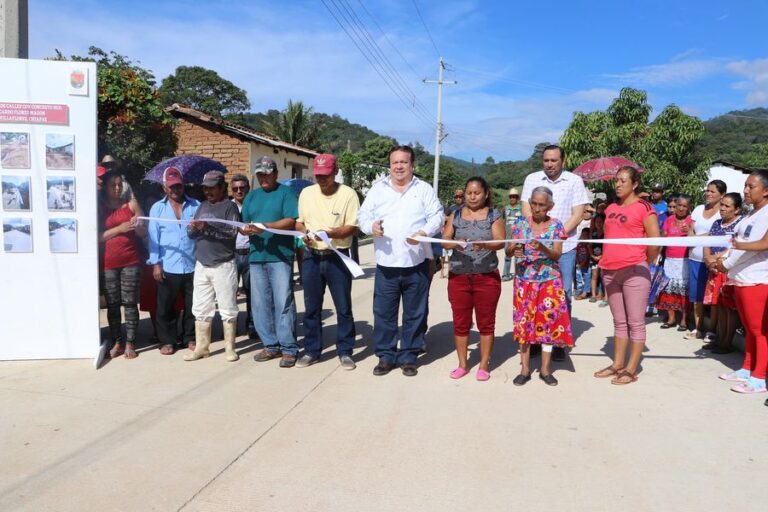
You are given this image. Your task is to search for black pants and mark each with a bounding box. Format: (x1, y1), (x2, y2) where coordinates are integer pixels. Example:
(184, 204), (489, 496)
(101, 265), (141, 344)
(156, 272), (195, 345)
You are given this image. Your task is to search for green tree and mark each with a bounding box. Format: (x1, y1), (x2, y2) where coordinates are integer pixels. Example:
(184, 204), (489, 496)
(337, 150), (360, 187)
(357, 136), (398, 165)
(415, 159), (466, 206)
(50, 47), (176, 186)
(158, 65), (250, 118)
(261, 99), (324, 150)
(561, 87), (708, 200)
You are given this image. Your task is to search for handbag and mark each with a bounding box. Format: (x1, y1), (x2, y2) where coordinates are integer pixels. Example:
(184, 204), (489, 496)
(648, 263), (670, 304)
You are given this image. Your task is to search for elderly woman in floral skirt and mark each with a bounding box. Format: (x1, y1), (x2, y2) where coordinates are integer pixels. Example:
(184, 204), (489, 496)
(509, 186), (573, 387)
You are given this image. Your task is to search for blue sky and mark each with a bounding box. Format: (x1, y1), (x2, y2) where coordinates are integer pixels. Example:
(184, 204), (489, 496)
(29, 0), (768, 161)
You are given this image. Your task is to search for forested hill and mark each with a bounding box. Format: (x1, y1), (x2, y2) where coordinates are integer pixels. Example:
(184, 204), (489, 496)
(701, 108), (768, 168)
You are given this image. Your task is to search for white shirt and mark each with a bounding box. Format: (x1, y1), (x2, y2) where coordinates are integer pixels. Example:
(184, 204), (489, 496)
(358, 175), (444, 268)
(723, 204), (768, 285)
(521, 170), (590, 252)
(689, 204), (720, 262)
(234, 200), (250, 250)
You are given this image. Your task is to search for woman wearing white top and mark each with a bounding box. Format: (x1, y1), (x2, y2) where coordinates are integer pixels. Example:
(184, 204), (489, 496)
(686, 180), (726, 340)
(714, 170), (768, 394)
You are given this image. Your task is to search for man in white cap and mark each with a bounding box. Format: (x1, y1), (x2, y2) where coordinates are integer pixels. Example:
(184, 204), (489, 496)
(294, 154), (360, 370)
(240, 156), (300, 368)
(147, 167), (199, 355)
(185, 170), (242, 362)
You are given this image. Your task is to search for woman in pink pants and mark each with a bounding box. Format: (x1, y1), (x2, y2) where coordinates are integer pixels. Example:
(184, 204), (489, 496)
(594, 166), (660, 385)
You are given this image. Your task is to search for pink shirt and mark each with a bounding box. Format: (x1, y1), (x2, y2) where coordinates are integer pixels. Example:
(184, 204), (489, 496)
(662, 215), (692, 259)
(600, 200), (657, 271)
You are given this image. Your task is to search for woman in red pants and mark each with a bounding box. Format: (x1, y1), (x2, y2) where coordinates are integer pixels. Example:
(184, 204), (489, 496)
(715, 170), (768, 394)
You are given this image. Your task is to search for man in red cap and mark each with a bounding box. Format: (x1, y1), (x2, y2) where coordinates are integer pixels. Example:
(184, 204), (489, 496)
(147, 167), (200, 354)
(294, 154), (360, 369)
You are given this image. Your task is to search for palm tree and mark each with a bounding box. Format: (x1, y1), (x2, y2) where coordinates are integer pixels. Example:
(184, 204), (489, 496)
(261, 100), (323, 150)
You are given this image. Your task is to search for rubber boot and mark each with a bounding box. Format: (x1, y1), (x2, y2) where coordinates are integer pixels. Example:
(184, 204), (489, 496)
(223, 320), (239, 362)
(184, 320), (211, 361)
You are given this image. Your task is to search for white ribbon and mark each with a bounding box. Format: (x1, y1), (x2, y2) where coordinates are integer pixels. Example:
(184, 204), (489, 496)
(410, 234), (731, 248)
(138, 217), (365, 278)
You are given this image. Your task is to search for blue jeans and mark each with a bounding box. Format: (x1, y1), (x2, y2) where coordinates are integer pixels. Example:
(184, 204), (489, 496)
(235, 252), (254, 332)
(250, 261), (298, 355)
(559, 249), (576, 313)
(502, 256), (513, 277)
(575, 266), (591, 296)
(302, 249), (355, 358)
(373, 260), (429, 366)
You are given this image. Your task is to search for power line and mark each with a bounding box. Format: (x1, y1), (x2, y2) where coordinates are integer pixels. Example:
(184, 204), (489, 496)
(411, 0), (441, 58)
(320, 0), (435, 129)
(355, 0), (423, 82)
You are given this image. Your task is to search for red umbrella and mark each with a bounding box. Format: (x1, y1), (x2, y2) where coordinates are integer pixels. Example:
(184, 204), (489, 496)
(573, 156), (644, 182)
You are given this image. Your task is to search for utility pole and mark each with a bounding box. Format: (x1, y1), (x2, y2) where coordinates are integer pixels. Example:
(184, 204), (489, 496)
(0, 0), (28, 58)
(424, 57), (456, 192)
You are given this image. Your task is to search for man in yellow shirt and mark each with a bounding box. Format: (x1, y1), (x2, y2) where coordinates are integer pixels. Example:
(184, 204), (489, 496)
(295, 154), (361, 370)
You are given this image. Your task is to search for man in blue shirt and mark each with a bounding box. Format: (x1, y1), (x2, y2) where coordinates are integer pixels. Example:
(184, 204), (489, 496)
(147, 167), (200, 354)
(240, 156), (300, 368)
(651, 183), (668, 227)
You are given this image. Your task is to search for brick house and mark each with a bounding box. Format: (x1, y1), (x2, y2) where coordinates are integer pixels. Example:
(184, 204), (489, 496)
(167, 104), (318, 182)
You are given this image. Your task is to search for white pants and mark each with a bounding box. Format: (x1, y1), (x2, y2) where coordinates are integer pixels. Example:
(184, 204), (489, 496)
(192, 260), (239, 322)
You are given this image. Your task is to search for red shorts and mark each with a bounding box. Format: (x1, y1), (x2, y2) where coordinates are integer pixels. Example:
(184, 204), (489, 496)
(447, 271), (501, 336)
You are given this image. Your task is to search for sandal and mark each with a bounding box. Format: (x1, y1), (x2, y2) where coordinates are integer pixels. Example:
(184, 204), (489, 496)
(513, 373), (531, 386)
(449, 367), (469, 379)
(539, 373), (558, 386)
(476, 368), (491, 381)
(109, 342), (125, 359)
(124, 343), (138, 359)
(611, 370), (638, 385)
(659, 323), (677, 329)
(594, 365), (623, 378)
(676, 325), (688, 332)
(159, 344), (175, 355)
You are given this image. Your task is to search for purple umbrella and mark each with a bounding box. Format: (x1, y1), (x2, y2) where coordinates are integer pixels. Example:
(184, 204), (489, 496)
(143, 154), (228, 184)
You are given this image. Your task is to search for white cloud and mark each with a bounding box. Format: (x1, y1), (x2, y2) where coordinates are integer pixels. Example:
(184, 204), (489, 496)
(726, 59), (768, 106)
(604, 59), (723, 87)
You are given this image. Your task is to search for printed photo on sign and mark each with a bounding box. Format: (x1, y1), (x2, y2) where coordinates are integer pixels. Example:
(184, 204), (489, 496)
(3, 217), (32, 253)
(49, 218), (77, 253)
(2, 175), (31, 211)
(0, 132), (31, 169)
(45, 133), (75, 170)
(46, 176), (76, 211)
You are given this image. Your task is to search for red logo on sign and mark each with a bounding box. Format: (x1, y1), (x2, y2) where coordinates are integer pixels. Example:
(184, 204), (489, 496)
(70, 70), (85, 89)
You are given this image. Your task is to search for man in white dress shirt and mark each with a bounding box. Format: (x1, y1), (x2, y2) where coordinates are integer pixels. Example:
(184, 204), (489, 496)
(521, 145), (590, 360)
(358, 145), (444, 377)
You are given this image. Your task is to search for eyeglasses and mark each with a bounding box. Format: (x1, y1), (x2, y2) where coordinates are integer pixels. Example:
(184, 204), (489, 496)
(231, 186), (248, 192)
(509, 195), (519, 198)
(454, 195), (464, 199)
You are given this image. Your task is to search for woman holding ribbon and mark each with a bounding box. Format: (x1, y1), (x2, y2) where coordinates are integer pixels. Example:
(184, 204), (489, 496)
(702, 193), (743, 353)
(593, 166), (659, 385)
(442, 177), (505, 381)
(657, 194), (693, 330)
(686, 180), (726, 340)
(508, 186), (572, 387)
(714, 170), (768, 394)
(99, 171), (146, 359)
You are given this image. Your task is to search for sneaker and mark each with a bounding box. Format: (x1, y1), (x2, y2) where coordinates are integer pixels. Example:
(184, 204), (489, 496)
(339, 355), (356, 371)
(253, 349), (282, 362)
(295, 354), (320, 368)
(719, 369), (750, 382)
(279, 354), (297, 368)
(598, 301), (609, 308)
(704, 331), (717, 341)
(731, 377), (767, 394)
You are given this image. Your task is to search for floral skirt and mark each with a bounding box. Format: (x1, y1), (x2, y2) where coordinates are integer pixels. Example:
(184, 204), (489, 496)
(657, 257), (689, 312)
(513, 277), (573, 346)
(703, 271), (727, 306)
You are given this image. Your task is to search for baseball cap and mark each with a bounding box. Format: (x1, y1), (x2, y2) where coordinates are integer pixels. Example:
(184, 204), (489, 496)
(313, 154), (337, 176)
(96, 165), (107, 178)
(163, 166), (183, 186)
(652, 183), (665, 191)
(509, 187), (520, 196)
(254, 156), (278, 174)
(201, 170), (225, 187)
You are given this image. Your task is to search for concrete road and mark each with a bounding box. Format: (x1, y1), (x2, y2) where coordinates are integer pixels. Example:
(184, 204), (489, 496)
(1, 244), (765, 511)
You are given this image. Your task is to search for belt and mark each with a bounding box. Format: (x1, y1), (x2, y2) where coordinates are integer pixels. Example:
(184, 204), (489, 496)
(306, 247), (349, 257)
(235, 248), (250, 255)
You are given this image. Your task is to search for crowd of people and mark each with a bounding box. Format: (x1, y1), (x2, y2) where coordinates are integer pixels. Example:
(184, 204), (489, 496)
(97, 144), (768, 402)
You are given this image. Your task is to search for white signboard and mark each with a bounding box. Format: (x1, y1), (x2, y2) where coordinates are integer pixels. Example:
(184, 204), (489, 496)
(0, 58), (99, 360)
